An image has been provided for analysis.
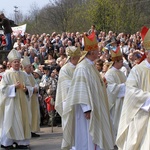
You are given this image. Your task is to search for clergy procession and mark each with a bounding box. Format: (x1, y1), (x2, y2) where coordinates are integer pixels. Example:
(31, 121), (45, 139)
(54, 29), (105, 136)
(1, 22), (150, 150)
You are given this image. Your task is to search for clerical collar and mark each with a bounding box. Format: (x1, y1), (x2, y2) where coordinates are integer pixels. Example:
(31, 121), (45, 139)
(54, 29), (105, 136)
(85, 58), (94, 65)
(145, 60), (150, 68)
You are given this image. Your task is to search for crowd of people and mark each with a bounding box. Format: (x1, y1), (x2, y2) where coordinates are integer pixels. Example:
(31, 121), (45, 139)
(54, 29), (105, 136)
(0, 15), (150, 149)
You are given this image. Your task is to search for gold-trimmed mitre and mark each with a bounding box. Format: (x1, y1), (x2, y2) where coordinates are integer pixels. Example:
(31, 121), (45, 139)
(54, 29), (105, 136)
(21, 56), (31, 68)
(7, 49), (21, 62)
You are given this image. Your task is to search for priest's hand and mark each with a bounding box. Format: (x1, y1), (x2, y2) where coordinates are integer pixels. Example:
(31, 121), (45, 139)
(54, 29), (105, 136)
(84, 111), (91, 120)
(15, 81), (21, 89)
(23, 86), (27, 92)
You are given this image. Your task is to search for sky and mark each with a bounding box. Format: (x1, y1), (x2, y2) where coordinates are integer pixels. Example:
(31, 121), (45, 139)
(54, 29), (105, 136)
(0, 0), (51, 17)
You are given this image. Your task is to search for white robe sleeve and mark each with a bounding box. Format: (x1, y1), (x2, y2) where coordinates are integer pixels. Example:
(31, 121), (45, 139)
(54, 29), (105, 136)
(7, 85), (16, 98)
(26, 86), (34, 98)
(60, 73), (72, 112)
(63, 100), (66, 112)
(80, 104), (91, 113)
(141, 98), (150, 112)
(117, 83), (126, 98)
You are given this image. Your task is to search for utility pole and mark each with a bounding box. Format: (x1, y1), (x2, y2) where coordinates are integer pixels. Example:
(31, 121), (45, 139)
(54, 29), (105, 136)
(14, 6), (18, 24)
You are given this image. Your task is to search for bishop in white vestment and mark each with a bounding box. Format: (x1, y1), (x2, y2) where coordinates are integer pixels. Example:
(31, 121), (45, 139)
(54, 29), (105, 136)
(61, 32), (115, 150)
(116, 26), (150, 150)
(105, 47), (126, 139)
(0, 49), (32, 148)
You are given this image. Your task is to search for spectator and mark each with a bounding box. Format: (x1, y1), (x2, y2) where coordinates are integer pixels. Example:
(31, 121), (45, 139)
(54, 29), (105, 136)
(52, 65), (61, 80)
(56, 52), (67, 66)
(119, 38), (130, 55)
(29, 48), (37, 64)
(6, 61), (11, 70)
(44, 53), (56, 66)
(0, 12), (12, 50)
(100, 61), (112, 81)
(39, 66), (51, 125)
(2, 60), (7, 66)
(0, 35), (7, 50)
(87, 24), (97, 36)
(32, 56), (40, 69)
(67, 40), (72, 47)
(0, 64), (6, 81)
(33, 42), (39, 54)
(120, 53), (131, 77)
(13, 37), (24, 50)
(46, 68), (58, 126)
(38, 46), (48, 65)
(105, 31), (116, 44)
(33, 69), (42, 84)
(94, 58), (104, 72)
(56, 47), (66, 64)
(53, 36), (61, 51)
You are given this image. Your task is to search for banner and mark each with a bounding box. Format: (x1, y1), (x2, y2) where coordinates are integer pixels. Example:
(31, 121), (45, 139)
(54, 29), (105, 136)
(12, 24), (27, 36)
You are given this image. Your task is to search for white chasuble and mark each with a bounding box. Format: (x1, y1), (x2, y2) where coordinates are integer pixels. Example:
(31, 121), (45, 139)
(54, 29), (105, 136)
(105, 67), (126, 138)
(116, 60), (150, 150)
(0, 68), (32, 140)
(27, 73), (40, 132)
(62, 59), (115, 150)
